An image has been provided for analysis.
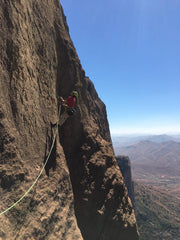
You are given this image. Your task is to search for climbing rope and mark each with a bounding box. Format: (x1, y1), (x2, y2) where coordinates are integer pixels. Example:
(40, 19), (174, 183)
(0, 105), (61, 216)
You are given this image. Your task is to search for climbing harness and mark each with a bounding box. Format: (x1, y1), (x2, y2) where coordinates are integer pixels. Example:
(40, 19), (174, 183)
(0, 105), (61, 216)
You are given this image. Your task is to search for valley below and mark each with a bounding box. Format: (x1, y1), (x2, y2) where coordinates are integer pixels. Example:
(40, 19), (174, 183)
(113, 135), (180, 240)
(132, 167), (180, 199)
(134, 181), (180, 240)
(113, 136), (180, 198)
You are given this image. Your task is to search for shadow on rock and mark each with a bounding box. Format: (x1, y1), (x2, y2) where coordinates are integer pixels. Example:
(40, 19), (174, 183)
(44, 125), (57, 176)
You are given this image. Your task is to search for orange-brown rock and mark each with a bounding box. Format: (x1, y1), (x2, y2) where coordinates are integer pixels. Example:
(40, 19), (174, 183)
(0, 0), (139, 239)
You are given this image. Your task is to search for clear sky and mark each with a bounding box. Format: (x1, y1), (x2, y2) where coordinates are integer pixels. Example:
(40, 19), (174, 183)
(60, 0), (180, 135)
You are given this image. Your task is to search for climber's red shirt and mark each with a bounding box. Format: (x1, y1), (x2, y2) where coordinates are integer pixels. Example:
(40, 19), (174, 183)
(65, 96), (76, 108)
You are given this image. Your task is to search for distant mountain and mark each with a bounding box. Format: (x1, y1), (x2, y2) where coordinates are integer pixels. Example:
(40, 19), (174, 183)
(112, 135), (148, 148)
(114, 140), (180, 177)
(135, 181), (180, 240)
(173, 134), (180, 141)
(113, 137), (180, 239)
(114, 140), (180, 198)
(145, 134), (176, 143)
(112, 134), (180, 148)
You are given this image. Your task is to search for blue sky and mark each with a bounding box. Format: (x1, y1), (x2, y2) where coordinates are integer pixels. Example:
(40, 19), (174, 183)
(60, 0), (180, 135)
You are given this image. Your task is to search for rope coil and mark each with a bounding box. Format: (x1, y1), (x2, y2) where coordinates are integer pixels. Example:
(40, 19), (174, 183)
(0, 105), (61, 216)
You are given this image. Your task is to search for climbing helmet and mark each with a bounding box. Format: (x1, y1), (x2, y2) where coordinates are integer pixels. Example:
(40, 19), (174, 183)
(73, 91), (78, 98)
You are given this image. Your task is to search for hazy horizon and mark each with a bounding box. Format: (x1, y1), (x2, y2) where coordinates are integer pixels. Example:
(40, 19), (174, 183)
(111, 131), (180, 137)
(110, 128), (180, 136)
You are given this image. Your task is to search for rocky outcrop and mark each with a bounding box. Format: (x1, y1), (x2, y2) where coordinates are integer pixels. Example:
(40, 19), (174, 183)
(0, 0), (139, 239)
(116, 156), (135, 208)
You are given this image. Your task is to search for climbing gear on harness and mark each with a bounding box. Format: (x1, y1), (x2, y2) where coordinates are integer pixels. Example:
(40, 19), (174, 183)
(67, 108), (76, 116)
(0, 105), (62, 216)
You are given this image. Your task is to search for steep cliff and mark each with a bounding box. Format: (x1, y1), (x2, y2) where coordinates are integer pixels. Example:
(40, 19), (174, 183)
(116, 156), (135, 208)
(0, 0), (139, 239)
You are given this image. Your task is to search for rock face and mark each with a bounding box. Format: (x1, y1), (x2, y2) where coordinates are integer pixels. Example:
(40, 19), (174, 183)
(0, 0), (139, 239)
(116, 156), (135, 208)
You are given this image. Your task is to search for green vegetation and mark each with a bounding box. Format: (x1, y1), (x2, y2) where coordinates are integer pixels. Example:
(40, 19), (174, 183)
(134, 181), (180, 240)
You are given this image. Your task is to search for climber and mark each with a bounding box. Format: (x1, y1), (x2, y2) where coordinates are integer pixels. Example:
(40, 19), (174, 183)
(53, 90), (78, 126)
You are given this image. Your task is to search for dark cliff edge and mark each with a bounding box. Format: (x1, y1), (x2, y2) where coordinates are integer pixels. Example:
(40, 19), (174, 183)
(0, 0), (139, 239)
(116, 156), (135, 209)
